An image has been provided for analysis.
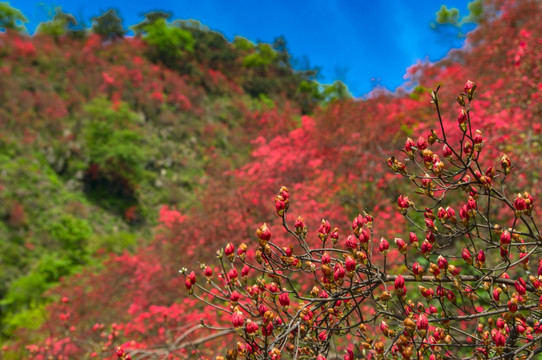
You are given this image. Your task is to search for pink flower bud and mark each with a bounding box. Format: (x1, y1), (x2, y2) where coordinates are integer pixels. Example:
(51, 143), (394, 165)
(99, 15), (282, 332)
(352, 214), (364, 230)
(345, 256), (356, 272)
(412, 262), (424, 276)
(473, 130), (483, 144)
(278, 292), (290, 307)
(230, 291), (240, 303)
(421, 177), (433, 189)
(409, 232), (418, 245)
(460, 205), (469, 223)
(379, 238), (389, 253)
(421, 240), (432, 255)
(321, 252), (331, 264)
(225, 242), (235, 257)
(359, 228), (370, 243)
(515, 278), (527, 295)
(395, 238), (407, 255)
(464, 80), (476, 99)
(428, 305), (438, 314)
(345, 235), (357, 250)
(241, 265), (250, 277)
(185, 277), (193, 290)
(514, 194), (526, 212)
(462, 248), (472, 264)
(397, 195), (410, 213)
(405, 137), (416, 157)
(464, 142), (473, 156)
(267, 282), (279, 293)
(467, 196), (477, 212)
(508, 299), (518, 313)
(501, 154), (511, 174)
(232, 311), (244, 328)
(394, 275), (405, 290)
(228, 268), (238, 281)
(493, 288), (501, 301)
(344, 349), (354, 360)
(416, 136), (428, 151)
(318, 331), (327, 341)
(500, 230), (511, 245)
(417, 314), (429, 331)
(334, 263), (345, 281)
(476, 249), (486, 266)
(257, 223), (271, 242)
(458, 109), (468, 130)
(204, 266), (213, 277)
(437, 255), (448, 270)
(318, 220), (331, 241)
(437, 207), (447, 221)
(117, 347), (125, 358)
(275, 199), (286, 216)
(380, 320), (390, 333)
(246, 320), (258, 334)
(443, 144), (452, 159)
(294, 216), (306, 232)
(316, 355), (327, 360)
(492, 329), (506, 347)
(419, 286), (433, 299)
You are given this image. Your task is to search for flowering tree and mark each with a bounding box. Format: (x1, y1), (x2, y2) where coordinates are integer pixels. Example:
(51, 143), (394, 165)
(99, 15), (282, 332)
(182, 81), (542, 360)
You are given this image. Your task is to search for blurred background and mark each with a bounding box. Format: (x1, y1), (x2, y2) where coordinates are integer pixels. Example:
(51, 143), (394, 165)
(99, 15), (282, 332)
(16, 0), (475, 95)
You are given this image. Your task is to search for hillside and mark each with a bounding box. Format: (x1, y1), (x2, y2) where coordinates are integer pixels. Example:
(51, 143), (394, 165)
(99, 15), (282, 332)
(1, 1), (542, 359)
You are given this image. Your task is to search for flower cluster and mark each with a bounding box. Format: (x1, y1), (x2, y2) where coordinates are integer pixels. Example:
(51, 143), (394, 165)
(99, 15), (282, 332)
(185, 82), (542, 359)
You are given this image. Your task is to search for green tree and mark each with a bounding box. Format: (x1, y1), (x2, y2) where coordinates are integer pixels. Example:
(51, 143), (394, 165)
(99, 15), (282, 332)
(36, 7), (77, 40)
(433, 0), (484, 28)
(143, 18), (194, 67)
(83, 98), (145, 187)
(0, 2), (27, 33)
(132, 10), (172, 36)
(91, 9), (125, 40)
(243, 43), (277, 68)
(233, 35), (255, 51)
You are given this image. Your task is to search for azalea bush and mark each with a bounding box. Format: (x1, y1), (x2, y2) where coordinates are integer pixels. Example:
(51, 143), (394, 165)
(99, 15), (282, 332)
(181, 81), (542, 360)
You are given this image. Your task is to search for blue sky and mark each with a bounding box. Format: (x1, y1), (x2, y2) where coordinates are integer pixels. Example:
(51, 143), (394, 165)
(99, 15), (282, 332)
(15, 1), (474, 96)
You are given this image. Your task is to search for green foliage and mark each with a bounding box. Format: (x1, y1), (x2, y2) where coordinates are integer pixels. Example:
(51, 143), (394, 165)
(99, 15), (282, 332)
(48, 215), (92, 252)
(0, 252), (79, 335)
(143, 18), (194, 66)
(321, 80), (351, 103)
(435, 5), (460, 26)
(409, 84), (429, 100)
(91, 9), (125, 40)
(434, 0), (484, 28)
(36, 7), (77, 39)
(0, 272), (48, 311)
(2, 303), (46, 332)
(464, 0), (483, 24)
(298, 80), (351, 104)
(243, 43), (277, 68)
(132, 10), (172, 36)
(87, 231), (137, 254)
(233, 36), (255, 51)
(83, 98), (146, 186)
(0, 2), (27, 32)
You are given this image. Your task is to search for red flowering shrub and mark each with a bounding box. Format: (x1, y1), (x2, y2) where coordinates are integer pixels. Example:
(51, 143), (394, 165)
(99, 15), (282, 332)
(185, 82), (542, 359)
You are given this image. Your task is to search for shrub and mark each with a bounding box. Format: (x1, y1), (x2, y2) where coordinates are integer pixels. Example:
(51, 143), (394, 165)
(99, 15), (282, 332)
(182, 81), (542, 359)
(83, 98), (145, 194)
(48, 215), (92, 252)
(143, 18), (194, 67)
